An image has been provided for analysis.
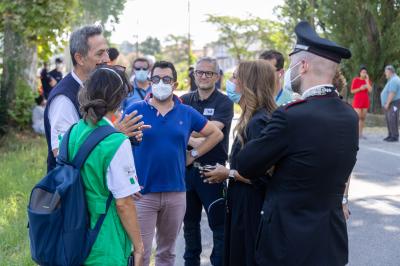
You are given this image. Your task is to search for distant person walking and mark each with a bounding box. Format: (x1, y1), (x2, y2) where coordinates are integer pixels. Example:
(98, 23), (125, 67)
(381, 65), (400, 142)
(351, 66), (372, 138)
(32, 95), (46, 135)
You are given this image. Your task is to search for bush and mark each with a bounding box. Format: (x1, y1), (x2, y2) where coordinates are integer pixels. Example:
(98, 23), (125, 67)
(7, 80), (35, 129)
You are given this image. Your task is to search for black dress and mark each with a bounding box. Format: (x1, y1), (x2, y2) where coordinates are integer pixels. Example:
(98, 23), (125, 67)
(223, 108), (271, 266)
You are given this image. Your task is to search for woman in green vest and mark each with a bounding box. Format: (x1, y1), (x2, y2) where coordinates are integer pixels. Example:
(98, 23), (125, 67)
(70, 65), (144, 265)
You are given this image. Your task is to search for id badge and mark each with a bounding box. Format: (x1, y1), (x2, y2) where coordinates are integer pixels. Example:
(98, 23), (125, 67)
(203, 108), (215, 116)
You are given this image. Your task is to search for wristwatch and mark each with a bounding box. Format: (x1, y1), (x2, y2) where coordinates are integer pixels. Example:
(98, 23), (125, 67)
(190, 149), (199, 159)
(342, 195), (348, 205)
(228, 169), (236, 182)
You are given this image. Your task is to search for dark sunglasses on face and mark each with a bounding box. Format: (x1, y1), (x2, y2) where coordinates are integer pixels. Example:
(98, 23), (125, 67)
(195, 70), (217, 78)
(134, 67), (149, 71)
(150, 75), (174, 84)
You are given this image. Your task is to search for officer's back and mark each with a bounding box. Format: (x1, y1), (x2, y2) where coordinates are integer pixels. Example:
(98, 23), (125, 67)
(236, 21), (358, 266)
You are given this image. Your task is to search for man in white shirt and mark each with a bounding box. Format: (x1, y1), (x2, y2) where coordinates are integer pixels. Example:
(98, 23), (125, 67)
(44, 25), (146, 172)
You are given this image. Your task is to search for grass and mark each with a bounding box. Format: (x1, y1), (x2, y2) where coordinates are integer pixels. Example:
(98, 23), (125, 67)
(0, 131), (47, 266)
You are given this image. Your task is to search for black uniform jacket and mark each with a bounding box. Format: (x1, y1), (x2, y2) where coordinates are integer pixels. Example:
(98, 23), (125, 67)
(236, 91), (359, 266)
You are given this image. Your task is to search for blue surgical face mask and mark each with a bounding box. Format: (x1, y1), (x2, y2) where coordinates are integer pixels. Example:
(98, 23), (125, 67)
(283, 61), (302, 92)
(226, 79), (241, 103)
(135, 70), (149, 82)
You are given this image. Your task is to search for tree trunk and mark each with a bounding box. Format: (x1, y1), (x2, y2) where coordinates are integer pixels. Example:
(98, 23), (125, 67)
(0, 13), (37, 134)
(0, 15), (22, 134)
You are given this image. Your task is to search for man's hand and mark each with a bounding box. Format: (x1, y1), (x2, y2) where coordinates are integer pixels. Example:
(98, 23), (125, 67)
(114, 110), (151, 141)
(384, 103), (390, 111)
(186, 151), (195, 166)
(343, 203), (350, 220)
(188, 137), (205, 149)
(203, 163), (229, 184)
(132, 186), (144, 201)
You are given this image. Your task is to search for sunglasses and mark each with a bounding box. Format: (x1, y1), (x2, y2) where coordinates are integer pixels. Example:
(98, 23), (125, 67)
(134, 67), (149, 71)
(150, 75), (174, 85)
(195, 70), (217, 78)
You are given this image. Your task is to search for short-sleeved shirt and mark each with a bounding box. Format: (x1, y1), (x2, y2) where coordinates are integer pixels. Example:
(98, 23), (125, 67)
(381, 74), (400, 106)
(121, 79), (152, 112)
(181, 89), (234, 165)
(124, 96), (208, 194)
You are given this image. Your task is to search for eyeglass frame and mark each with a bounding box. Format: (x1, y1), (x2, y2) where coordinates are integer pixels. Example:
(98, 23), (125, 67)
(150, 75), (175, 85)
(194, 70), (218, 78)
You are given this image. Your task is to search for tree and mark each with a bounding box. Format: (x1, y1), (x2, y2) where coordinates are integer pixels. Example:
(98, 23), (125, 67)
(163, 34), (193, 64)
(277, 0), (400, 112)
(206, 15), (292, 61)
(139, 37), (161, 56)
(0, 0), (76, 133)
(77, 0), (126, 36)
(0, 0), (128, 133)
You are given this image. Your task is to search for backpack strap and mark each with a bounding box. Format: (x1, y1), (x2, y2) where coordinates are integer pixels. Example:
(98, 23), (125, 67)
(57, 124), (76, 165)
(71, 125), (119, 248)
(71, 125), (117, 169)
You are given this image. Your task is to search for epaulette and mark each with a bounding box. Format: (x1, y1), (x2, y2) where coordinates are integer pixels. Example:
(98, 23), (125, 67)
(283, 99), (307, 110)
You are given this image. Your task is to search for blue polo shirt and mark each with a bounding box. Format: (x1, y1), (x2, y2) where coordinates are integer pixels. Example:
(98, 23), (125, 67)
(124, 96), (208, 194)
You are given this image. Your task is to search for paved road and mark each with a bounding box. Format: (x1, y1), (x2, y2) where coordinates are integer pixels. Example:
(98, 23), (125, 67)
(174, 126), (400, 266)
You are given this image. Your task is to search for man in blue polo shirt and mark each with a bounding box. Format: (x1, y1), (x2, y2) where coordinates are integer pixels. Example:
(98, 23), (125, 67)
(124, 61), (223, 266)
(180, 57), (233, 266)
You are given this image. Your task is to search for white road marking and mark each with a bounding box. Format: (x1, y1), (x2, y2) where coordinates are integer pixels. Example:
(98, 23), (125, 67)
(364, 147), (400, 158)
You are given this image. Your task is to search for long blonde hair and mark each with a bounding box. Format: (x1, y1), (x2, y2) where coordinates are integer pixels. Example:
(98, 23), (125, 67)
(234, 60), (277, 146)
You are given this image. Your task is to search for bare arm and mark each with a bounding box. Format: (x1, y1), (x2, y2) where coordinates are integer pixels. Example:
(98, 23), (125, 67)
(189, 120), (224, 148)
(203, 165), (251, 184)
(187, 122), (223, 166)
(116, 197), (144, 257)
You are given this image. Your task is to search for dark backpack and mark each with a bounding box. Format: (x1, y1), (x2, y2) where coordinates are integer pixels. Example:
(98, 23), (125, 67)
(28, 125), (117, 266)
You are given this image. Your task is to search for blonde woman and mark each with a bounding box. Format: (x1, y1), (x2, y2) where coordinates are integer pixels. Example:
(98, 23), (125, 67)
(204, 60), (277, 266)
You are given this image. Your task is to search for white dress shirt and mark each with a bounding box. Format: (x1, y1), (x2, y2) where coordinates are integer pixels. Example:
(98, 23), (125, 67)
(49, 71), (82, 150)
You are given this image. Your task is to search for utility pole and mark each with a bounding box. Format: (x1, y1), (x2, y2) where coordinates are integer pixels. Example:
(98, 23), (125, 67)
(187, 0), (191, 67)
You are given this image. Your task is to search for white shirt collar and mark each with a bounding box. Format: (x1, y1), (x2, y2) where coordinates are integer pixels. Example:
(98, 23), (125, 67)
(71, 70), (83, 86)
(301, 84), (334, 98)
(102, 116), (115, 128)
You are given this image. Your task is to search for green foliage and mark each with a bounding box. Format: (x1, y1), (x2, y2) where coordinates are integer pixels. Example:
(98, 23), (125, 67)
(0, 132), (47, 266)
(163, 35), (191, 64)
(0, 0), (77, 61)
(140, 37), (161, 56)
(277, 0), (400, 112)
(206, 15), (292, 61)
(77, 0), (127, 38)
(7, 80), (35, 129)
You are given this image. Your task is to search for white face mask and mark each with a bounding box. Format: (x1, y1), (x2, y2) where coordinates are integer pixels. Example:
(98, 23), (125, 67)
(152, 81), (173, 101)
(283, 61), (302, 92)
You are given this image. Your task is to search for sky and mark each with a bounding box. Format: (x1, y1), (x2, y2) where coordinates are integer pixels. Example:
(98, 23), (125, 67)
(111, 0), (283, 50)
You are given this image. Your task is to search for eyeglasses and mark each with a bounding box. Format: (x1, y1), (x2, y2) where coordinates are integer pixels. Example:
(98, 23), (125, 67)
(134, 67), (149, 71)
(195, 70), (217, 78)
(150, 75), (174, 84)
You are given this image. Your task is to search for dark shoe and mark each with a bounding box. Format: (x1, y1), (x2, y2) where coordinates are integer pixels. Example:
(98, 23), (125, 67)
(384, 137), (399, 142)
(383, 136), (391, 141)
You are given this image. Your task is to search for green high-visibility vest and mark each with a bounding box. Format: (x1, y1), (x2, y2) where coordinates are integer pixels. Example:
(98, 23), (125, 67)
(68, 118), (131, 266)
